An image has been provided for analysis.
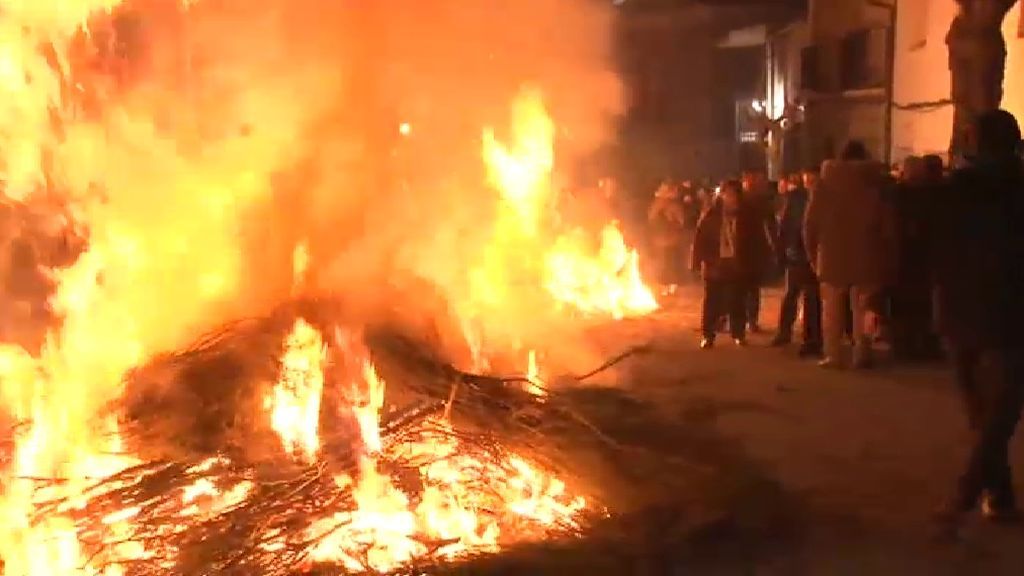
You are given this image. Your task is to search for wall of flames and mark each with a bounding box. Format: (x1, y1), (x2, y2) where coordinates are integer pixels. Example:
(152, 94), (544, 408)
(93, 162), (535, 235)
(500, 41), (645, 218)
(0, 0), (652, 573)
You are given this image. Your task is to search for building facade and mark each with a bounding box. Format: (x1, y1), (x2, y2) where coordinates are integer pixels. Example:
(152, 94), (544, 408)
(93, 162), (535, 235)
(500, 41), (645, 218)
(892, 0), (1024, 161)
(759, 0), (894, 172)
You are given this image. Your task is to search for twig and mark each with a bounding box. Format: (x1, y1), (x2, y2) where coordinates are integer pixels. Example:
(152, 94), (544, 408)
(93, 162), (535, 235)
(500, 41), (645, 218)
(571, 344), (653, 382)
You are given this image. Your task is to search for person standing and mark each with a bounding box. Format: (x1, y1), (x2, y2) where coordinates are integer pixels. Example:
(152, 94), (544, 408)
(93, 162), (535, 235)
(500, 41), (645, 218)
(771, 168), (823, 357)
(692, 181), (772, 349)
(931, 109), (1024, 531)
(892, 156), (942, 361)
(647, 180), (687, 297)
(804, 141), (894, 369)
(740, 170), (779, 333)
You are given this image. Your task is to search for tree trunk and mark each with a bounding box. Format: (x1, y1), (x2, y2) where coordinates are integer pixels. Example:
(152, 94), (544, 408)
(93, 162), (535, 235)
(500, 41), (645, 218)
(946, 0), (1018, 161)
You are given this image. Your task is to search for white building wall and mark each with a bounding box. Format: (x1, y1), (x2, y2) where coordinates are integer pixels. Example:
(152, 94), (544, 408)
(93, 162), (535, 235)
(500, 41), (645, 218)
(892, 0), (1024, 161)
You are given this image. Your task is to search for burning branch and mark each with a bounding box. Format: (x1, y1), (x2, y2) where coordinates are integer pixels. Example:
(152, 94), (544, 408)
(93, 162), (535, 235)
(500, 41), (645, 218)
(7, 296), (631, 575)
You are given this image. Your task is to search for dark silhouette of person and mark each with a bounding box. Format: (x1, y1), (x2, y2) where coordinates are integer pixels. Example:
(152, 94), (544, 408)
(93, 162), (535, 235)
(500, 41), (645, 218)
(930, 108), (1024, 532)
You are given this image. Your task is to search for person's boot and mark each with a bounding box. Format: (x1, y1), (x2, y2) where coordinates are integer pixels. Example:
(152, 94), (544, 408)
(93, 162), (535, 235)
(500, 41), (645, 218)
(981, 493), (1022, 524)
(770, 333), (792, 347)
(700, 336), (715, 350)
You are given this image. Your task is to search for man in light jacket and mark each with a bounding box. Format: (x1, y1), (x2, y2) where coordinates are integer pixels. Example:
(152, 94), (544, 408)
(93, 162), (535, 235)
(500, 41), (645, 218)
(804, 141), (894, 369)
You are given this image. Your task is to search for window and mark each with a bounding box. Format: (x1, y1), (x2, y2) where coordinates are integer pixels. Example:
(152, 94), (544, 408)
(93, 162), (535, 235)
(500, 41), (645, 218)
(841, 28), (887, 91)
(903, 0), (930, 50)
(800, 45), (821, 92)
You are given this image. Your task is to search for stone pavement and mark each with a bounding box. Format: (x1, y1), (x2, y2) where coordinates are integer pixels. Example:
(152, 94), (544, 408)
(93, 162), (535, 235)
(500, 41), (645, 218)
(577, 283), (1024, 575)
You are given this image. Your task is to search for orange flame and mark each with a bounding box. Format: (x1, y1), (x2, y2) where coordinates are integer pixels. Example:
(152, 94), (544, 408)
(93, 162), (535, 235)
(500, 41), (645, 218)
(470, 88), (656, 323)
(265, 318), (326, 462)
(301, 342), (586, 573)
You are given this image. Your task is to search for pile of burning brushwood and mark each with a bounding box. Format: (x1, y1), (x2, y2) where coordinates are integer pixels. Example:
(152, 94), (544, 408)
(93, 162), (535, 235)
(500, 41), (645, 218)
(28, 296), (645, 575)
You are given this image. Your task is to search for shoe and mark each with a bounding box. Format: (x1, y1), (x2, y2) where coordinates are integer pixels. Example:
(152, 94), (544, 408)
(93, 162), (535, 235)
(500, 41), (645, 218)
(733, 337), (747, 347)
(982, 494), (1022, 524)
(700, 338), (715, 350)
(798, 343), (824, 358)
(749, 323), (763, 334)
(817, 357), (844, 369)
(770, 334), (792, 347)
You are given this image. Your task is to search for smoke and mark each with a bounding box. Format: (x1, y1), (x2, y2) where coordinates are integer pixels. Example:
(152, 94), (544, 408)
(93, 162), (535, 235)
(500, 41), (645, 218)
(6, 0), (623, 383)
(149, 0), (625, 365)
(299, 0), (626, 362)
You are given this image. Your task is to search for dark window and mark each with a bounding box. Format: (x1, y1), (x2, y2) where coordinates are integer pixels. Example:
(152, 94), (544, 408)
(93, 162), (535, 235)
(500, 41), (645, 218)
(840, 28), (887, 91)
(840, 30), (868, 90)
(800, 45), (820, 92)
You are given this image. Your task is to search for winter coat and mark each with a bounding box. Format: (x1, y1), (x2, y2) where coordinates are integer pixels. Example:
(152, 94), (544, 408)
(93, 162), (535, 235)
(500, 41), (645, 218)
(742, 188), (780, 282)
(930, 159), (1024, 349)
(777, 186), (811, 266)
(894, 182), (933, 285)
(804, 159), (895, 286)
(690, 202), (765, 282)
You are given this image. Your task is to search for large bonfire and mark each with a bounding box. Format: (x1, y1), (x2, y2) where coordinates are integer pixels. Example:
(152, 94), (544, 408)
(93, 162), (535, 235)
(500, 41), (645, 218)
(0, 1), (655, 574)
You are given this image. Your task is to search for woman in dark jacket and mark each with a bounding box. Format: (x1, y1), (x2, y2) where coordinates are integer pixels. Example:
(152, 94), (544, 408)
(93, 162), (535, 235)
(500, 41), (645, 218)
(691, 180), (768, 348)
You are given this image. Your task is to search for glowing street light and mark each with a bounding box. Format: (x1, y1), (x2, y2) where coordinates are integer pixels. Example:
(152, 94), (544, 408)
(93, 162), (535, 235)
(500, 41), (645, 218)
(398, 122), (412, 136)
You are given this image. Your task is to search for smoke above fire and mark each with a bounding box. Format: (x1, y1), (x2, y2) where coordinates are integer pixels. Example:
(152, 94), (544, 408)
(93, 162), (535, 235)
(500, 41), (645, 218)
(3, 0), (625, 366)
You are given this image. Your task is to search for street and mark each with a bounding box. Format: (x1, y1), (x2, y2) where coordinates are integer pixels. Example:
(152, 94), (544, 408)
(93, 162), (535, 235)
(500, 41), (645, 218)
(520, 284), (1024, 575)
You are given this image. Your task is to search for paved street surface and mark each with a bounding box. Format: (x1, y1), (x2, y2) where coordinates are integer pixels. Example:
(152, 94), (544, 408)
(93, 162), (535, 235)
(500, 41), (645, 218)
(561, 283), (1024, 575)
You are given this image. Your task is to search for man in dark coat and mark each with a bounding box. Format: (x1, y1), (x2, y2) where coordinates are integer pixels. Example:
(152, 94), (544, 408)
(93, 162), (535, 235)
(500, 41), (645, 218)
(740, 170), (779, 333)
(931, 109), (1024, 531)
(892, 156), (942, 361)
(691, 180), (770, 349)
(771, 169), (822, 357)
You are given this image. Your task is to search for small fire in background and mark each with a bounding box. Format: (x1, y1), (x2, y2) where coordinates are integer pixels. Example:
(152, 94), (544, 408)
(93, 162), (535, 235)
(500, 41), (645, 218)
(398, 122), (412, 137)
(466, 88), (656, 327)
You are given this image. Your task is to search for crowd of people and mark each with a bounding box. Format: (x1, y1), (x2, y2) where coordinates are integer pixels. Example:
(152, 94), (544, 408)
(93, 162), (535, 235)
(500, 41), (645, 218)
(646, 141), (953, 369)
(646, 108), (1024, 534)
